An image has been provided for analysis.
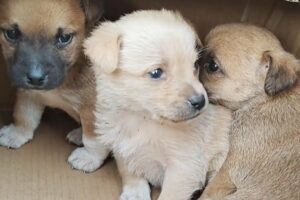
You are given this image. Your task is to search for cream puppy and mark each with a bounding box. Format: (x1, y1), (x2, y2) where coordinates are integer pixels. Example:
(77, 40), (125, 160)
(82, 10), (231, 200)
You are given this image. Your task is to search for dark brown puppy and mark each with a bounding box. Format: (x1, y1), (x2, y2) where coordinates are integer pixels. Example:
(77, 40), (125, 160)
(199, 23), (300, 200)
(0, 0), (109, 171)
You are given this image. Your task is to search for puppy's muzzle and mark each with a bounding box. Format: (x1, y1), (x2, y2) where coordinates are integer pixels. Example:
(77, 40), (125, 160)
(188, 94), (206, 111)
(26, 67), (48, 87)
(8, 37), (67, 90)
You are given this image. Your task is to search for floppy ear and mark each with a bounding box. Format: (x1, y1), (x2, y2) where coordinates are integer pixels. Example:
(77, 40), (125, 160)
(80, 0), (104, 28)
(84, 22), (121, 74)
(263, 51), (299, 96)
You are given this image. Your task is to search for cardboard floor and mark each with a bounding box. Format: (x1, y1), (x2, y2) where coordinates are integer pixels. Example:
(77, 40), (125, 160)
(0, 111), (160, 200)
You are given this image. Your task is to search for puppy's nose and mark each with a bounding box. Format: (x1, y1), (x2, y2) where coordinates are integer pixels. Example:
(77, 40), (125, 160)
(26, 68), (48, 86)
(188, 94), (206, 110)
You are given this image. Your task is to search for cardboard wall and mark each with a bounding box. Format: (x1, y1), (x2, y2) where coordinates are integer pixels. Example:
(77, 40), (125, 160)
(0, 0), (299, 110)
(104, 0), (300, 52)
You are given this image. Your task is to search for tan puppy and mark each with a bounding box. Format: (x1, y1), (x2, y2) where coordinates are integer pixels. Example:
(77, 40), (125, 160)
(199, 23), (300, 200)
(82, 10), (232, 200)
(0, 0), (110, 171)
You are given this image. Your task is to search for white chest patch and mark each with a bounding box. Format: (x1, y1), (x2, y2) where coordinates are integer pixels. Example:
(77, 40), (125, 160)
(96, 109), (210, 187)
(99, 113), (169, 186)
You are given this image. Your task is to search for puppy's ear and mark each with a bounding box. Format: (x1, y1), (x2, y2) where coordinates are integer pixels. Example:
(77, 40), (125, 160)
(81, 0), (104, 28)
(263, 51), (299, 96)
(84, 22), (121, 74)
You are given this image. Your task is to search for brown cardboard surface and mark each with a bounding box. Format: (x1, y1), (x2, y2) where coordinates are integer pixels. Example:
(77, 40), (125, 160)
(0, 112), (160, 200)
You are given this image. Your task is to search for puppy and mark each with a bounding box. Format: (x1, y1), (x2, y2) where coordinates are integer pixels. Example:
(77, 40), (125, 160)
(0, 0), (110, 171)
(199, 23), (300, 200)
(82, 10), (232, 200)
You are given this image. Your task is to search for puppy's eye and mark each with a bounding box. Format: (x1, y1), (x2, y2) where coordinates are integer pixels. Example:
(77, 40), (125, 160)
(4, 28), (21, 42)
(205, 60), (220, 73)
(148, 68), (164, 79)
(56, 33), (73, 48)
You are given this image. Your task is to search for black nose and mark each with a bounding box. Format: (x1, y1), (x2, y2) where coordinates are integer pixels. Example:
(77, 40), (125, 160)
(26, 69), (48, 86)
(188, 94), (206, 110)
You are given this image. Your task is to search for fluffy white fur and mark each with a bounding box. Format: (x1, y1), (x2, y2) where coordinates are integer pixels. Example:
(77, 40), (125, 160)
(82, 10), (232, 200)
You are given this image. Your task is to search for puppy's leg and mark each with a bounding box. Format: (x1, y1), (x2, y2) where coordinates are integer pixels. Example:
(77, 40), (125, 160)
(116, 156), (151, 200)
(68, 109), (109, 172)
(0, 90), (44, 148)
(199, 168), (236, 200)
(68, 135), (109, 172)
(158, 163), (208, 200)
(66, 127), (83, 146)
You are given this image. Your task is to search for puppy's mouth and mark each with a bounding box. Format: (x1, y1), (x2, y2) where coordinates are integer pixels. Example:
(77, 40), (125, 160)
(22, 84), (47, 90)
(172, 112), (201, 123)
(161, 110), (201, 123)
(158, 98), (208, 123)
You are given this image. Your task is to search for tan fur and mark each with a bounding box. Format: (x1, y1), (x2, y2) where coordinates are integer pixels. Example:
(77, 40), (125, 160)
(0, 0), (109, 168)
(199, 23), (300, 200)
(83, 10), (232, 200)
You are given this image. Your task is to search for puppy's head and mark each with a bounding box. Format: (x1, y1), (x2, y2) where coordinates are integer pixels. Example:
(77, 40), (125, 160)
(85, 10), (207, 122)
(0, 0), (103, 90)
(199, 23), (299, 110)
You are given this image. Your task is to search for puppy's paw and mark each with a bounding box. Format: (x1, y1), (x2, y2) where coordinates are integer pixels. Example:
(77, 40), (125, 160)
(68, 147), (104, 173)
(120, 183), (151, 200)
(0, 125), (32, 148)
(66, 128), (83, 146)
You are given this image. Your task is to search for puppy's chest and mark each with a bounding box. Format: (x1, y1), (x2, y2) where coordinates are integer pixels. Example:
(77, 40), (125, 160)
(118, 135), (166, 186)
(100, 114), (176, 186)
(36, 90), (81, 121)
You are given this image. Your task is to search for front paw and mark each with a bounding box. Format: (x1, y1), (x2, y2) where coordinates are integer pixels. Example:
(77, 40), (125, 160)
(0, 125), (32, 148)
(66, 128), (83, 146)
(120, 184), (151, 200)
(68, 147), (104, 173)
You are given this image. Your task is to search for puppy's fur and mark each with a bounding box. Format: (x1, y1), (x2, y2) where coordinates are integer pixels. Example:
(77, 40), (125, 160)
(83, 10), (232, 200)
(0, 0), (110, 172)
(199, 24), (300, 200)
(0, 0), (103, 89)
